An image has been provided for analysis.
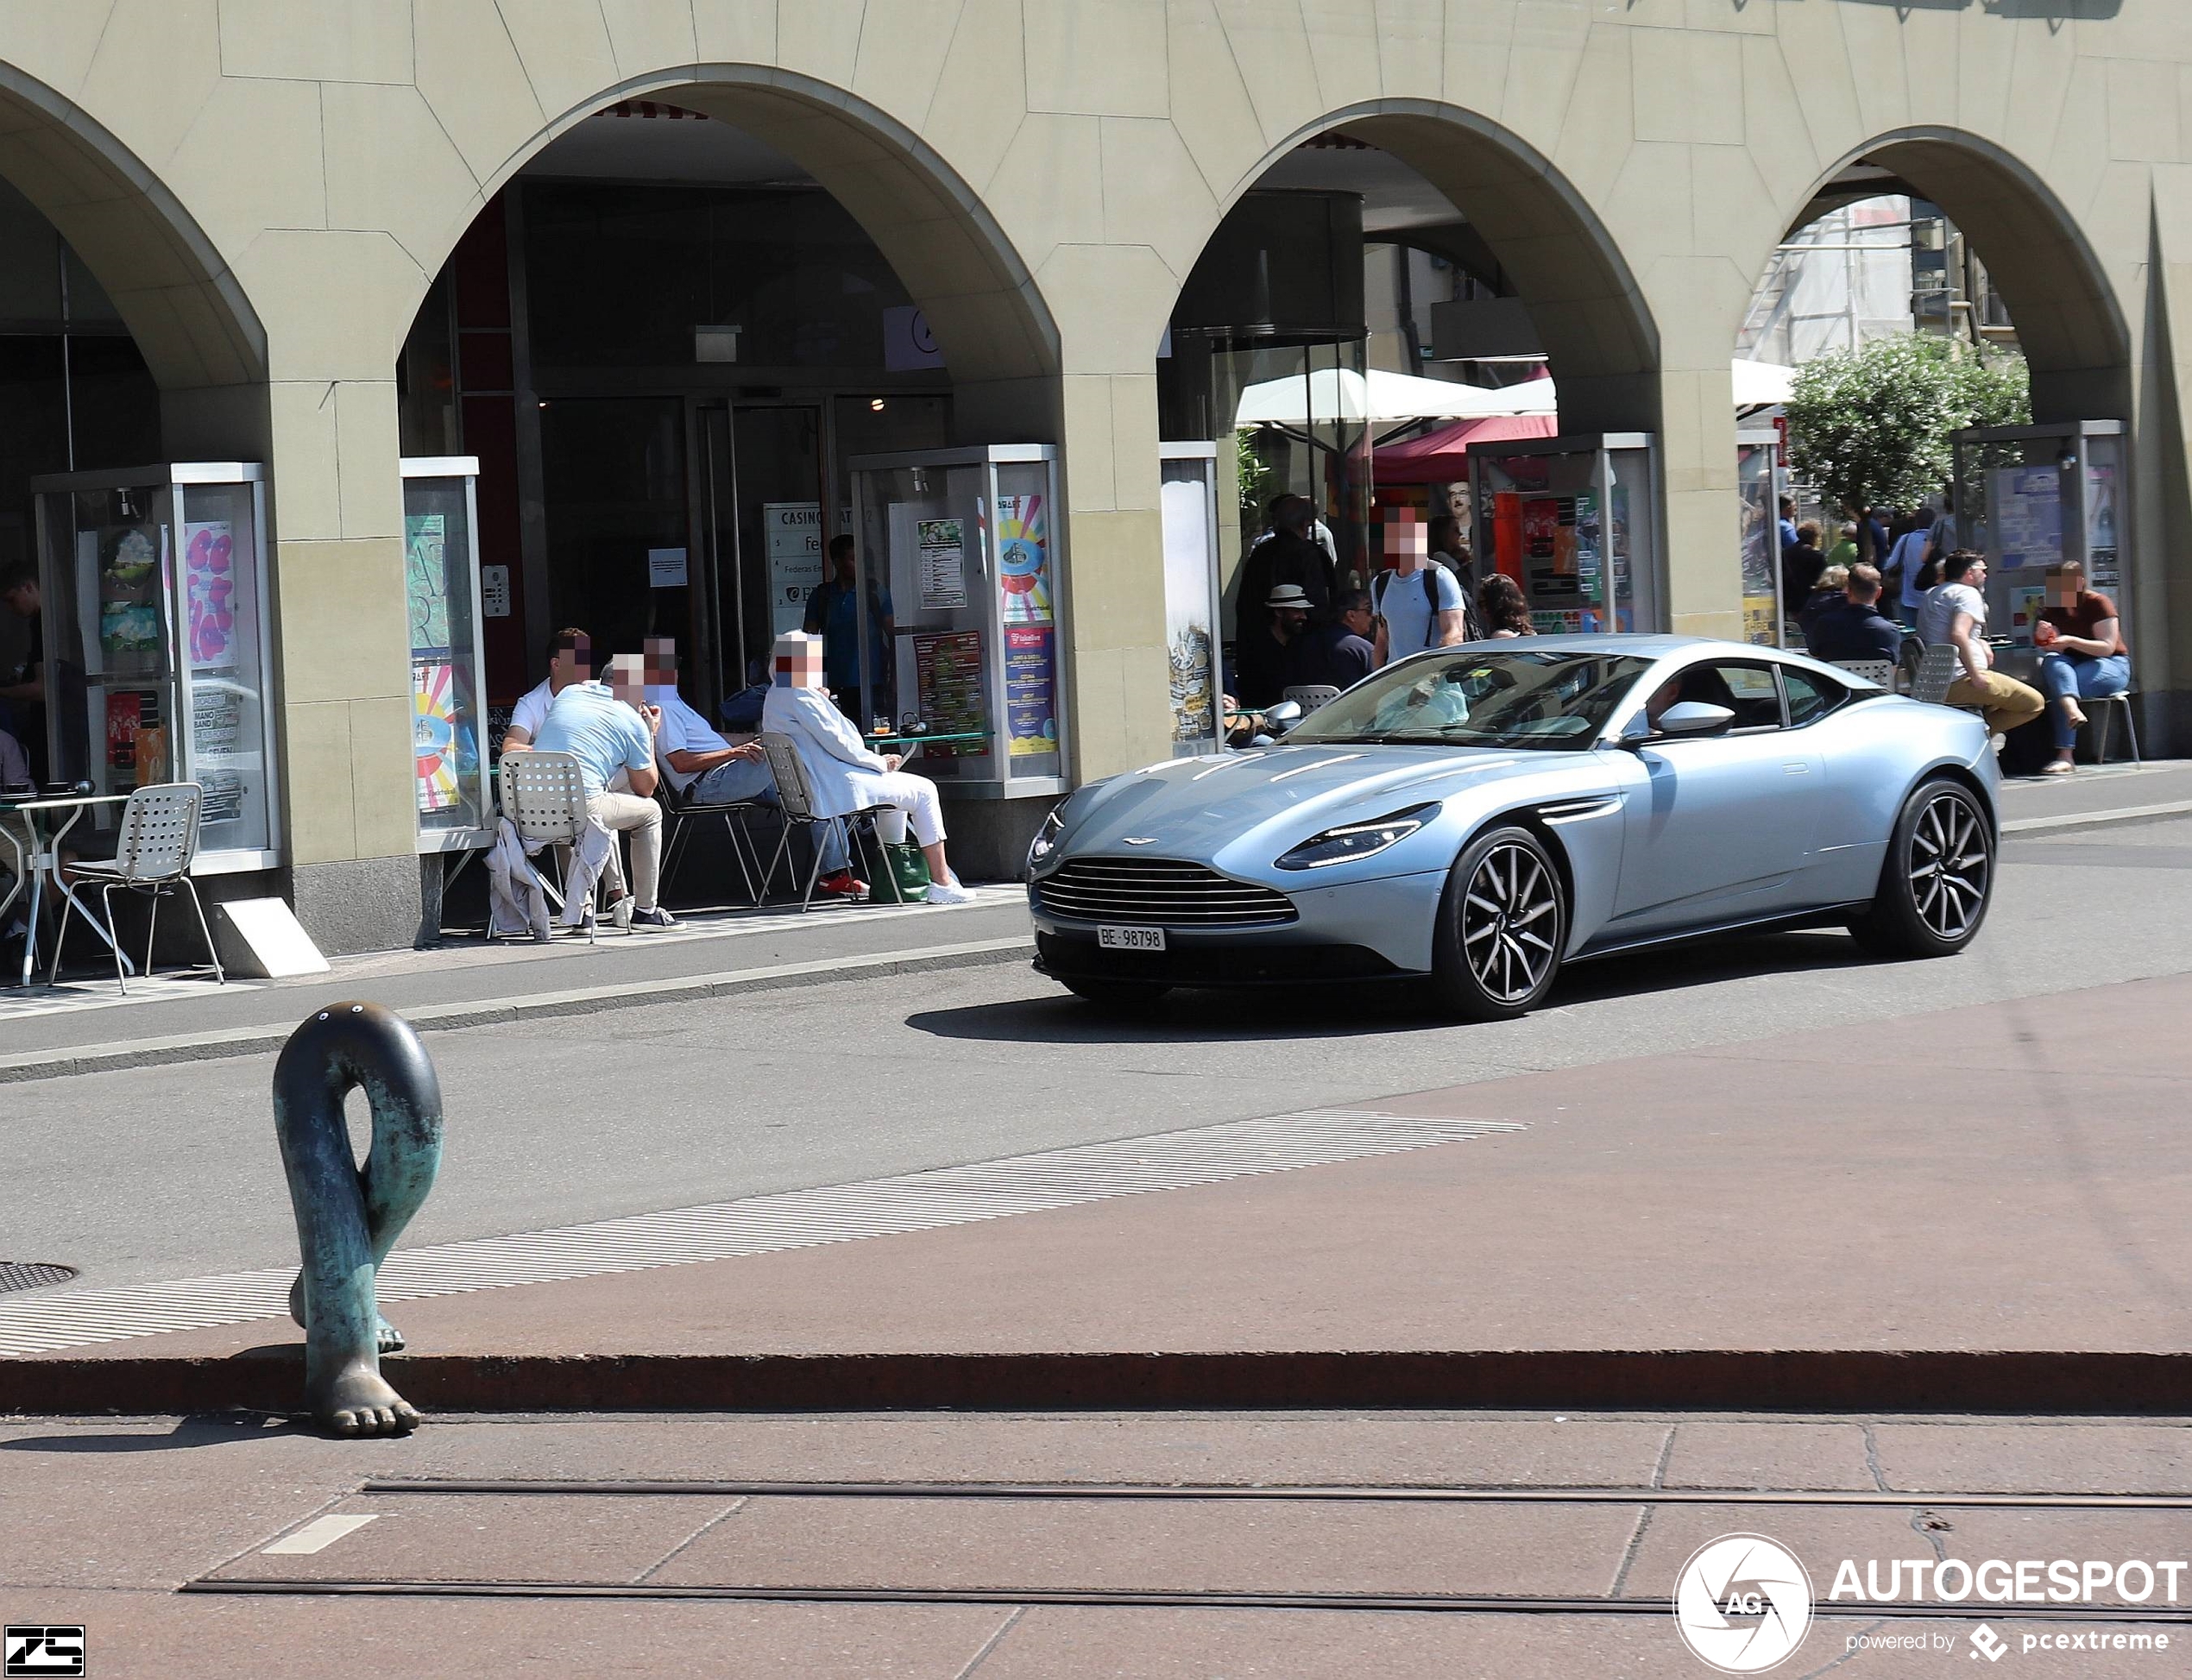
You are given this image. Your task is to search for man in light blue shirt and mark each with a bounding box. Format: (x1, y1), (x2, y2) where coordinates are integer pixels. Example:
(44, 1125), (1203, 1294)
(532, 656), (677, 928)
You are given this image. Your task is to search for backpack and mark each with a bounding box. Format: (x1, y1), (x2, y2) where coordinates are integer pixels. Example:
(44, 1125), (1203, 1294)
(1374, 560), (1473, 649)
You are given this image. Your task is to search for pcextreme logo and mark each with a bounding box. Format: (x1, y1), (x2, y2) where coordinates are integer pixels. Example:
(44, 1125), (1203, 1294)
(1672, 1533), (1815, 1674)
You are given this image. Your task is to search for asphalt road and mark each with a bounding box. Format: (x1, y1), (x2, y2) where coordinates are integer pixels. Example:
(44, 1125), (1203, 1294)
(12, 817), (2192, 1293)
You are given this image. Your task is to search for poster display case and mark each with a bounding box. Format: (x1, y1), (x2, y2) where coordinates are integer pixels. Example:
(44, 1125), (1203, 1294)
(1735, 430), (1785, 646)
(1158, 443), (1222, 756)
(402, 457), (491, 851)
(847, 444), (1066, 796)
(1467, 435), (1661, 635)
(1952, 421), (2129, 651)
(31, 462), (280, 871)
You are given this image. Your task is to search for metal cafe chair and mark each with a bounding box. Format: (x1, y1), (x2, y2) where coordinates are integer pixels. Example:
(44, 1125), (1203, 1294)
(755, 732), (891, 911)
(51, 781), (224, 995)
(659, 770), (767, 905)
(2085, 690), (2142, 766)
(1282, 684), (1343, 714)
(496, 750), (599, 943)
(1829, 658), (1897, 693)
(1910, 643), (1968, 708)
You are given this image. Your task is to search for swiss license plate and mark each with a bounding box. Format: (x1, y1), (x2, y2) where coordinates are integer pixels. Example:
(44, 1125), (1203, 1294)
(1098, 925), (1166, 953)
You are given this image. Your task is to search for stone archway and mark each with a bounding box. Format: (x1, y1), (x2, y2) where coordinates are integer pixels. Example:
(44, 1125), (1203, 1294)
(1807, 130), (2132, 423)
(419, 69), (1061, 444)
(0, 62), (267, 452)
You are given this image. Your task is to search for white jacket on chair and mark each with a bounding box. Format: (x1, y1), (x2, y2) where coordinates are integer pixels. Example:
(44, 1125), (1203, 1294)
(761, 683), (890, 818)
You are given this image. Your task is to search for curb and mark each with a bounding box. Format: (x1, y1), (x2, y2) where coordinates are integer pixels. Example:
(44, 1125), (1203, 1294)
(8, 1350), (2190, 1418)
(0, 937), (1035, 1085)
(2001, 798), (2192, 835)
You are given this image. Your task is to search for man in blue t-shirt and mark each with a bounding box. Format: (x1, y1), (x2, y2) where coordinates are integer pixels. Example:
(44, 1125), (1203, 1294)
(804, 533), (894, 723)
(532, 656), (677, 928)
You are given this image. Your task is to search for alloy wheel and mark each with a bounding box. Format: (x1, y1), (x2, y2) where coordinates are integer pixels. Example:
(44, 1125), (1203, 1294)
(1908, 792), (1989, 941)
(1460, 840), (1559, 1004)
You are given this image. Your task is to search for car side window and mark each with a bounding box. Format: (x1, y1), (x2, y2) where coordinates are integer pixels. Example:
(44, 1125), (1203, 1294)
(1781, 667), (1844, 727)
(1674, 661), (1785, 731)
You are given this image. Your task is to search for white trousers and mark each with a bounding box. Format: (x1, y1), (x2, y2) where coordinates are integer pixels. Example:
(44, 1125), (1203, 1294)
(852, 770), (947, 847)
(588, 790), (663, 907)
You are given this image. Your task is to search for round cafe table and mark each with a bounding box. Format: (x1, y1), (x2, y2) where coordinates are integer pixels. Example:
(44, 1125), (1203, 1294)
(0, 790), (135, 987)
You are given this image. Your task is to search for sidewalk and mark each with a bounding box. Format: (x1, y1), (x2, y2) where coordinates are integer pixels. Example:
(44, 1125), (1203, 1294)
(3, 761), (2186, 1083)
(9, 969), (2190, 1417)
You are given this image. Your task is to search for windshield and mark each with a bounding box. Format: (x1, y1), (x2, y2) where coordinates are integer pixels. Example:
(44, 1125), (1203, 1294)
(1285, 648), (1655, 750)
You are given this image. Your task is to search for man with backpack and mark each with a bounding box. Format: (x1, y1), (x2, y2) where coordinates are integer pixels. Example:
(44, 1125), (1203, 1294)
(1371, 510), (1472, 667)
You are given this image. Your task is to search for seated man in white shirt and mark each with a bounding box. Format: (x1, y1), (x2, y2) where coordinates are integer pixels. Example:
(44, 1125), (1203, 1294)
(502, 626), (594, 753)
(532, 655), (677, 929)
(1914, 551), (2044, 745)
(760, 632), (974, 905)
(638, 637), (863, 902)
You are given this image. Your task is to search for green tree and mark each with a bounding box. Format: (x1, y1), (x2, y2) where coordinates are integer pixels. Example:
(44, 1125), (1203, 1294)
(1785, 334), (2029, 518)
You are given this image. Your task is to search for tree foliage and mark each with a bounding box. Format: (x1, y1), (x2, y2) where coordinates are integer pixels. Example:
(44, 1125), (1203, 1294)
(1785, 334), (2031, 515)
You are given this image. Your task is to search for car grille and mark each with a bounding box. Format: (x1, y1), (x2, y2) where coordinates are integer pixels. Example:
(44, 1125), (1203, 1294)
(1035, 857), (1298, 927)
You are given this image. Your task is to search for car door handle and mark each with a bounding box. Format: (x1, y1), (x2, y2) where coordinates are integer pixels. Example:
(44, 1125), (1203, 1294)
(1783, 763), (1809, 774)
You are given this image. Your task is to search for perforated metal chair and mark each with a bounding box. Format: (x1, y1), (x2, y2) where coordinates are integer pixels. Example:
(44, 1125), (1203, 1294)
(1910, 643), (1968, 707)
(1282, 684), (1343, 714)
(755, 732), (890, 911)
(1829, 658), (1897, 692)
(496, 750), (598, 943)
(52, 782), (223, 994)
(659, 768), (767, 905)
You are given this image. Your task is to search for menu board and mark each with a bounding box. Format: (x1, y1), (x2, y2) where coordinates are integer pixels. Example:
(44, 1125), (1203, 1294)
(912, 628), (986, 752)
(917, 518), (967, 609)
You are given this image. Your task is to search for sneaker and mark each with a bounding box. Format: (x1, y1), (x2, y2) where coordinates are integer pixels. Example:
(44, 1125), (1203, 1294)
(923, 879), (975, 906)
(815, 870), (871, 903)
(628, 905), (678, 930)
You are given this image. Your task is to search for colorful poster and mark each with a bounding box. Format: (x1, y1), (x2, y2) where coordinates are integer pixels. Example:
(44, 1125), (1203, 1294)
(1004, 625), (1057, 758)
(403, 513), (448, 656)
(2010, 584), (2048, 649)
(185, 520), (237, 670)
(917, 518), (967, 610)
(997, 494), (1052, 625)
(413, 658), (463, 814)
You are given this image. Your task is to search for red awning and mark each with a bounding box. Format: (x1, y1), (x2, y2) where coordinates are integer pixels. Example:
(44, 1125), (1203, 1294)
(1373, 413), (1559, 483)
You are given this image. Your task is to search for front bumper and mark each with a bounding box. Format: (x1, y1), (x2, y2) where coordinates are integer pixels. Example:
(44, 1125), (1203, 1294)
(1028, 865), (1450, 985)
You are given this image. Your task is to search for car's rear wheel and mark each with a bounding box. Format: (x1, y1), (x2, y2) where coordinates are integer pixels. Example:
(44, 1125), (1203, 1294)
(1057, 973), (1173, 1011)
(1432, 825), (1567, 1021)
(1848, 777), (1994, 959)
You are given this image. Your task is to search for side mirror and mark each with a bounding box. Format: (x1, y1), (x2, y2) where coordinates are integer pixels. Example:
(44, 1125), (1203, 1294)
(1262, 700), (1303, 734)
(1653, 701), (1736, 739)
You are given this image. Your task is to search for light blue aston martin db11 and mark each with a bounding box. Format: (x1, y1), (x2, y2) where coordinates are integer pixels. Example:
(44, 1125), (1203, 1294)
(1027, 636), (1999, 1019)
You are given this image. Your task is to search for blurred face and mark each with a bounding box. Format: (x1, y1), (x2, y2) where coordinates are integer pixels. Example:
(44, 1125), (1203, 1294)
(549, 634), (593, 688)
(2050, 569), (2083, 607)
(774, 642), (825, 689)
(605, 655), (646, 708)
(641, 636), (677, 688)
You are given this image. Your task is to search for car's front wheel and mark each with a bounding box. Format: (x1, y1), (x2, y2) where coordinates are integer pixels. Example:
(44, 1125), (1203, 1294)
(1432, 825), (1568, 1021)
(1848, 776), (1994, 959)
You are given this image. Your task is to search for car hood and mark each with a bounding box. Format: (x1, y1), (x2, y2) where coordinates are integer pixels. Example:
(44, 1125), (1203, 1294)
(1049, 744), (1592, 865)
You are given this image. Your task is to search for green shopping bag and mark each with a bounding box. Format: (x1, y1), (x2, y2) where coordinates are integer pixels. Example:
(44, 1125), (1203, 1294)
(862, 822), (930, 903)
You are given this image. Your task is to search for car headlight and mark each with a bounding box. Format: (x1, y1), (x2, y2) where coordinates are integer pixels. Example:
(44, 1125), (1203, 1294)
(1028, 805), (1068, 867)
(1275, 803), (1439, 871)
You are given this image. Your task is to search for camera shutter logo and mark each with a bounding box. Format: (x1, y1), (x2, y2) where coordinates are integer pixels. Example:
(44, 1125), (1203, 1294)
(3, 1627), (85, 1679)
(1672, 1534), (1814, 1674)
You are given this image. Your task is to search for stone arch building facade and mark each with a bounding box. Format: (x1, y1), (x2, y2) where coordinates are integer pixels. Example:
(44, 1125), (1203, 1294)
(0, 1), (2183, 949)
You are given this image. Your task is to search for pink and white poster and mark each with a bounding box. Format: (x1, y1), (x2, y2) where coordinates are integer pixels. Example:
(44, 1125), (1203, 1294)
(183, 520), (236, 670)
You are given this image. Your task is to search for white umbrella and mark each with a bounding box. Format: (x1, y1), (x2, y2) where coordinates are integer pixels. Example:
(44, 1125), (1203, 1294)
(1235, 359), (1798, 427)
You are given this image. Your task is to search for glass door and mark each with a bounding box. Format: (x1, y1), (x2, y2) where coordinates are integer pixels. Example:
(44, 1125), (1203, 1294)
(729, 405), (824, 695)
(538, 396), (691, 667)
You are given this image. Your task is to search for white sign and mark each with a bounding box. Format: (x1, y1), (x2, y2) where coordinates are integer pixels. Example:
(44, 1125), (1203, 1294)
(765, 501), (825, 632)
(882, 305), (945, 372)
(647, 546), (689, 588)
(480, 563), (511, 619)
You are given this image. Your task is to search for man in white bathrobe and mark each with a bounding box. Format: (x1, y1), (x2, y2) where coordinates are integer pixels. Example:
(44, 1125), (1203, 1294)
(760, 632), (973, 904)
